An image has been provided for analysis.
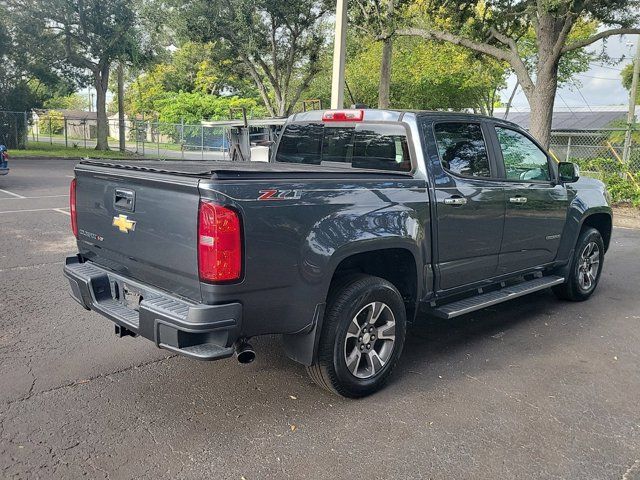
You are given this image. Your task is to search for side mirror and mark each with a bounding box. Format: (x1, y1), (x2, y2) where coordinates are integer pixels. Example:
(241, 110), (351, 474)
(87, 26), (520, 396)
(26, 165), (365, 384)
(558, 162), (580, 183)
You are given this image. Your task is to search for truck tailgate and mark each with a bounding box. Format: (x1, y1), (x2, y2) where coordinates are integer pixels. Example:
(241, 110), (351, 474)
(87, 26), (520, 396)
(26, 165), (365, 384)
(74, 163), (202, 302)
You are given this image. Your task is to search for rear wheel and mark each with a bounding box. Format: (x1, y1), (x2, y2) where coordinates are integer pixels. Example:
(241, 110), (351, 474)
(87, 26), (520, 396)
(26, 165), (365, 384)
(553, 227), (604, 301)
(307, 275), (406, 398)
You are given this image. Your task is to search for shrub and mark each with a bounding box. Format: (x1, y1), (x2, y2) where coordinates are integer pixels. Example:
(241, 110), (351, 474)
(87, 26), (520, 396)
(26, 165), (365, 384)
(39, 111), (64, 135)
(572, 156), (640, 208)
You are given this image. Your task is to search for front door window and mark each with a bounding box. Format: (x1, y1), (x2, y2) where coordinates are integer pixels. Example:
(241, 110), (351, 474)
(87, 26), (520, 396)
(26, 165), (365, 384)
(495, 127), (551, 182)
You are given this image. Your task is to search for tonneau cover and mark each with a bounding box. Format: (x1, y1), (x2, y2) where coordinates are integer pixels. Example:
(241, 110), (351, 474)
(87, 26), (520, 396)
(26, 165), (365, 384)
(79, 159), (412, 180)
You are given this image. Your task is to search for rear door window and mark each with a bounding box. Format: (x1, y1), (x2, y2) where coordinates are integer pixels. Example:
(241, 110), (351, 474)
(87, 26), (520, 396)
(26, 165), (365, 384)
(433, 122), (491, 178)
(275, 123), (411, 172)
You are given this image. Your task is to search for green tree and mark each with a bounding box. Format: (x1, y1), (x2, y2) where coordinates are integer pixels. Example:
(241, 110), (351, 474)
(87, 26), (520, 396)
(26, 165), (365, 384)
(43, 93), (88, 111)
(175, 0), (331, 116)
(121, 42), (262, 119)
(502, 19), (601, 118)
(0, 2), (80, 113)
(304, 35), (506, 112)
(10, 0), (155, 150)
(400, 0), (640, 148)
(350, 0), (410, 108)
(152, 92), (266, 124)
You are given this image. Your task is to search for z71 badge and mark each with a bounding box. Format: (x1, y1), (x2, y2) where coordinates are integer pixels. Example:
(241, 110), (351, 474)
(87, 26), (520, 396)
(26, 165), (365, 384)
(257, 189), (302, 201)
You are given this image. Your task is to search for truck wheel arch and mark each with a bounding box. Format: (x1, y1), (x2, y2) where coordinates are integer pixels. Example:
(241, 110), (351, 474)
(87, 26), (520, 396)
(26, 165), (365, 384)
(327, 246), (420, 320)
(283, 244), (421, 367)
(581, 212), (612, 252)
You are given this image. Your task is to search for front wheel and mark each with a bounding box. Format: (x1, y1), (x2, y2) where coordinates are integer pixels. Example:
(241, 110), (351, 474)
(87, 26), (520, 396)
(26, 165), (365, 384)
(553, 227), (605, 301)
(307, 275), (407, 398)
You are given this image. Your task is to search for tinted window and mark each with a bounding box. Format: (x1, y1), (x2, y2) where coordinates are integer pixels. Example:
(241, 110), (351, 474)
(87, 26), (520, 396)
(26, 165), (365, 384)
(273, 123), (323, 165)
(275, 123), (411, 172)
(495, 127), (550, 181)
(433, 123), (491, 178)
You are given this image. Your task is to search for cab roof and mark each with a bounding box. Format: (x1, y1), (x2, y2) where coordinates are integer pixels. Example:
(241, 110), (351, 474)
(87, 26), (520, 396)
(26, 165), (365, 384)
(288, 109), (522, 130)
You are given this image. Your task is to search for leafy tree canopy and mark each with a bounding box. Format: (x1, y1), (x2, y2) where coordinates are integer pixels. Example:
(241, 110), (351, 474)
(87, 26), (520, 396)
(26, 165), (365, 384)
(304, 35), (506, 113)
(400, 0), (640, 147)
(152, 92), (266, 124)
(0, 1), (82, 111)
(121, 41), (265, 121)
(174, 0), (332, 116)
(43, 93), (89, 111)
(8, 0), (158, 149)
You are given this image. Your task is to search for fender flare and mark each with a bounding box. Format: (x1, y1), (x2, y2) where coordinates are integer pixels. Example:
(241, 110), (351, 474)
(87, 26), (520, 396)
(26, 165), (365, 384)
(283, 240), (422, 366)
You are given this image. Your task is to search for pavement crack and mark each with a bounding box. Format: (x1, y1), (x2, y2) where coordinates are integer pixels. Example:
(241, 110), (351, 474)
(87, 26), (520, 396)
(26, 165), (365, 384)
(0, 261), (64, 273)
(4, 354), (177, 406)
(25, 362), (36, 399)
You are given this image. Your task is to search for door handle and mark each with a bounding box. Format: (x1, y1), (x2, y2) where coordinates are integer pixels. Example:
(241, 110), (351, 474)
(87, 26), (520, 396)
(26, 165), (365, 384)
(444, 196), (468, 206)
(509, 196), (528, 204)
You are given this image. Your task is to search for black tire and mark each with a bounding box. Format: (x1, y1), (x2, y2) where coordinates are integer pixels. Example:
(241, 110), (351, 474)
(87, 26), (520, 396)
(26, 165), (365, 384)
(306, 275), (407, 398)
(553, 227), (605, 301)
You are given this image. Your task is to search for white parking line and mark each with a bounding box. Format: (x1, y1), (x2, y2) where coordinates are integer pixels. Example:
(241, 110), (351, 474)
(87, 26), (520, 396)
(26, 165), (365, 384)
(0, 207), (69, 214)
(53, 208), (71, 216)
(0, 188), (25, 199)
(0, 194), (68, 201)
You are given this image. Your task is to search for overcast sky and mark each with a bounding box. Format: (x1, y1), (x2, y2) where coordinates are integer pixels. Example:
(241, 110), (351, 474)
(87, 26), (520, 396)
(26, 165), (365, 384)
(503, 35), (638, 111)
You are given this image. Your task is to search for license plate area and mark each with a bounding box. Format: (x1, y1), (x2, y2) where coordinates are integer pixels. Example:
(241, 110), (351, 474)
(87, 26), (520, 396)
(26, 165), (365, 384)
(111, 280), (143, 311)
(123, 284), (142, 311)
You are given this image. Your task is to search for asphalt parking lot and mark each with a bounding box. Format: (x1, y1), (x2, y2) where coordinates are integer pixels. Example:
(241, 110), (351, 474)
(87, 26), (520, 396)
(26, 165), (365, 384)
(1, 158), (639, 479)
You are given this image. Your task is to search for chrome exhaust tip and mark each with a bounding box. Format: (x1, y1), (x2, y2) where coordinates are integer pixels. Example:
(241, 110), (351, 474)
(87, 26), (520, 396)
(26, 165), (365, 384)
(235, 341), (256, 364)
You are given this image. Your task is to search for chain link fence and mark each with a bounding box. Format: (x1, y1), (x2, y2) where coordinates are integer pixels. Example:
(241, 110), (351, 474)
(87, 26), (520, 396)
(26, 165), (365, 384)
(24, 112), (281, 161)
(549, 129), (640, 206)
(3, 109), (639, 205)
(0, 111), (28, 149)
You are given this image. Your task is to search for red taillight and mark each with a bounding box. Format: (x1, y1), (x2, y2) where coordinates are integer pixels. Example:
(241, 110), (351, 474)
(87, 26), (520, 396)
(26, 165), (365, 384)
(198, 201), (242, 282)
(322, 109), (364, 122)
(70, 178), (78, 238)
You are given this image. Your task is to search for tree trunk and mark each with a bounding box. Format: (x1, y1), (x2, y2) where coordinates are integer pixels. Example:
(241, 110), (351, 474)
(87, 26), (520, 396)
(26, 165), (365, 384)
(378, 37), (393, 109)
(117, 63), (125, 153)
(524, 15), (562, 149)
(526, 14), (564, 149)
(94, 64), (110, 151)
(527, 70), (558, 149)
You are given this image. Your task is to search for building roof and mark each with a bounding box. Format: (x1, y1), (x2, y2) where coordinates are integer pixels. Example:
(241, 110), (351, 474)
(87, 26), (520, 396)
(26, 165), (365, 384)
(493, 105), (639, 130)
(33, 109), (97, 121)
(58, 110), (98, 121)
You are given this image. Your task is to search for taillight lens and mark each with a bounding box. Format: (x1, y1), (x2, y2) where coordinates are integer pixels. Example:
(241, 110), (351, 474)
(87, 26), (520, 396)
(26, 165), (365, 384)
(198, 201), (242, 282)
(70, 178), (78, 238)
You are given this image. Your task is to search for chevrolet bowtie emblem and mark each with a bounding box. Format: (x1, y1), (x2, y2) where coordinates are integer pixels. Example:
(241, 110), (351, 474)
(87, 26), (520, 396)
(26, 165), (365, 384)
(112, 214), (136, 233)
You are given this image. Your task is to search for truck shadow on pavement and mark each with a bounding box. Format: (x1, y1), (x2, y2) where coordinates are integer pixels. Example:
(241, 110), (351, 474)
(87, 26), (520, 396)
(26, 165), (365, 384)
(387, 289), (590, 391)
(243, 288), (586, 399)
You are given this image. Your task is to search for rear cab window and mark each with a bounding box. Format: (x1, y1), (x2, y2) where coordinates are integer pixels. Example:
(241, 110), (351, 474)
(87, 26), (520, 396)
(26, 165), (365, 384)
(274, 123), (412, 172)
(433, 122), (492, 178)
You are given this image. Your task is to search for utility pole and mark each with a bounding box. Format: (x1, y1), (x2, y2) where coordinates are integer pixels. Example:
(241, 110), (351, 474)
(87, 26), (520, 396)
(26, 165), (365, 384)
(87, 85), (94, 113)
(330, 0), (348, 109)
(117, 63), (126, 153)
(623, 37), (640, 163)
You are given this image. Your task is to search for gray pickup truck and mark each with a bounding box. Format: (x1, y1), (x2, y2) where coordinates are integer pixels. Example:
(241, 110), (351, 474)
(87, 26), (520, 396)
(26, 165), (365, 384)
(64, 109), (612, 397)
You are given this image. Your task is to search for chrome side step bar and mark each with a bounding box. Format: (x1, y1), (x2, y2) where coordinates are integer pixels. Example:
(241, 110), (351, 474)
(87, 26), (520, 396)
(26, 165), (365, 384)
(431, 275), (565, 319)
